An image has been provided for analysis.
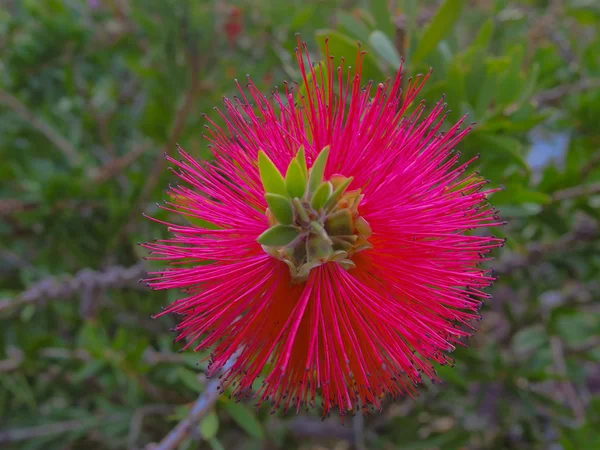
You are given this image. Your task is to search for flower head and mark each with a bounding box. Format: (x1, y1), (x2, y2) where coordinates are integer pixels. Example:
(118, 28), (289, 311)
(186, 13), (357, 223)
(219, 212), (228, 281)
(144, 37), (504, 416)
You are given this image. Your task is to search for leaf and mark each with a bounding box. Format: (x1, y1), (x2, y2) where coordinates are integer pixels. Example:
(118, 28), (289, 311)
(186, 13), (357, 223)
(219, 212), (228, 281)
(178, 368), (204, 393)
(296, 146), (308, 178)
(490, 185), (552, 206)
(472, 18), (495, 49)
(371, 0), (395, 38)
(200, 412), (219, 440)
(308, 146), (330, 193)
(224, 401), (264, 439)
(315, 30), (386, 82)
(257, 225), (299, 247)
(512, 325), (548, 357)
(285, 159), (307, 199)
(265, 194), (294, 224)
(412, 0), (465, 65)
(472, 132), (530, 172)
(258, 151), (287, 197)
(369, 30), (402, 70)
(311, 181), (334, 210)
(337, 11), (371, 44)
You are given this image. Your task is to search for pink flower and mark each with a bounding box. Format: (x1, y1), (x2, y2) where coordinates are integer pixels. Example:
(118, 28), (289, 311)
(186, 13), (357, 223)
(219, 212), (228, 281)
(144, 38), (504, 416)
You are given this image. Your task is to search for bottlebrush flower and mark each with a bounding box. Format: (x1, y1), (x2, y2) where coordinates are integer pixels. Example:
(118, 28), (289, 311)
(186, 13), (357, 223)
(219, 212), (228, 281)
(144, 38), (505, 416)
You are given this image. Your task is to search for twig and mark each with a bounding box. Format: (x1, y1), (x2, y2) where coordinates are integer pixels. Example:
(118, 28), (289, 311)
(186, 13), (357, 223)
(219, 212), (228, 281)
(91, 143), (149, 183)
(0, 89), (81, 166)
(0, 347), (188, 374)
(566, 336), (600, 355)
(0, 264), (147, 314)
(270, 416), (378, 445)
(353, 409), (367, 450)
(580, 152), (600, 180)
(0, 348), (24, 372)
(550, 336), (586, 424)
(493, 217), (598, 275)
(128, 405), (174, 450)
(122, 52), (205, 238)
(533, 78), (600, 105)
(552, 182), (600, 202)
(147, 361), (234, 450)
(0, 414), (125, 444)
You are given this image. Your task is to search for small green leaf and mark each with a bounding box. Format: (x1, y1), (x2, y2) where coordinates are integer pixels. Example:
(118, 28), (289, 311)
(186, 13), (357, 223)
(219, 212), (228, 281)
(177, 368), (204, 393)
(473, 18), (495, 49)
(325, 209), (354, 236)
(258, 151), (287, 197)
(315, 30), (386, 82)
(371, 0), (394, 38)
(324, 176), (353, 210)
(308, 146), (330, 193)
(285, 159), (307, 198)
(265, 194), (294, 224)
(224, 401), (264, 439)
(200, 412), (219, 440)
(257, 225), (299, 247)
(413, 0), (465, 65)
(337, 11), (371, 44)
(311, 181), (334, 210)
(296, 146), (308, 179)
(369, 30), (402, 70)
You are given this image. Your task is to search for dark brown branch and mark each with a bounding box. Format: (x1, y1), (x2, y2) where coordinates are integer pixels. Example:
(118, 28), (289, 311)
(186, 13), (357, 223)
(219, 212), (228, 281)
(0, 415), (124, 445)
(533, 78), (600, 105)
(122, 52), (207, 238)
(552, 182), (600, 202)
(0, 347), (188, 374)
(551, 336), (586, 424)
(91, 143), (149, 183)
(270, 416), (378, 445)
(0, 264), (147, 314)
(494, 218), (598, 275)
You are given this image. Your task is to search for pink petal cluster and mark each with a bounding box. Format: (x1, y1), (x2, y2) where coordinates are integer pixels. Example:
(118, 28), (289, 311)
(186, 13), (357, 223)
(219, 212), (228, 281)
(144, 38), (504, 415)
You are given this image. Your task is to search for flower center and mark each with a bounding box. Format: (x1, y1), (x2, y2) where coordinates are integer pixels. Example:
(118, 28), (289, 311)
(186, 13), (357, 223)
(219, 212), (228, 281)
(257, 146), (372, 283)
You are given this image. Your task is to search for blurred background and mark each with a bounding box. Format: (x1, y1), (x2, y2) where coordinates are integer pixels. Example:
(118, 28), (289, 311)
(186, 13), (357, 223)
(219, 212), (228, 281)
(1, 0), (599, 449)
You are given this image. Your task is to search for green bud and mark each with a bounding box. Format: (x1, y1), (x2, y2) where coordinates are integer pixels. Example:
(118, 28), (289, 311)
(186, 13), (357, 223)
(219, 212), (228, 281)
(324, 176), (353, 211)
(311, 181), (333, 211)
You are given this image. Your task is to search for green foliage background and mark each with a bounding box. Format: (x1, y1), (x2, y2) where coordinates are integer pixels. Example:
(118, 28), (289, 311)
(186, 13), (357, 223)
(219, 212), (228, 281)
(1, 0), (599, 449)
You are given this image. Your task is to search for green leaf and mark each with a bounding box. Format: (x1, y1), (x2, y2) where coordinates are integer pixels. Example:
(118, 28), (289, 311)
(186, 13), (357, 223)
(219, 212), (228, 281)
(257, 225), (299, 247)
(315, 30), (386, 82)
(324, 176), (354, 210)
(311, 181), (334, 210)
(265, 194), (294, 225)
(473, 18), (495, 49)
(371, 0), (395, 38)
(258, 151), (287, 197)
(200, 412), (219, 440)
(178, 368), (204, 393)
(308, 146), (330, 193)
(472, 132), (530, 172)
(285, 159), (307, 199)
(412, 0), (464, 65)
(224, 401), (264, 439)
(337, 11), (371, 44)
(296, 146), (308, 179)
(369, 30), (402, 70)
